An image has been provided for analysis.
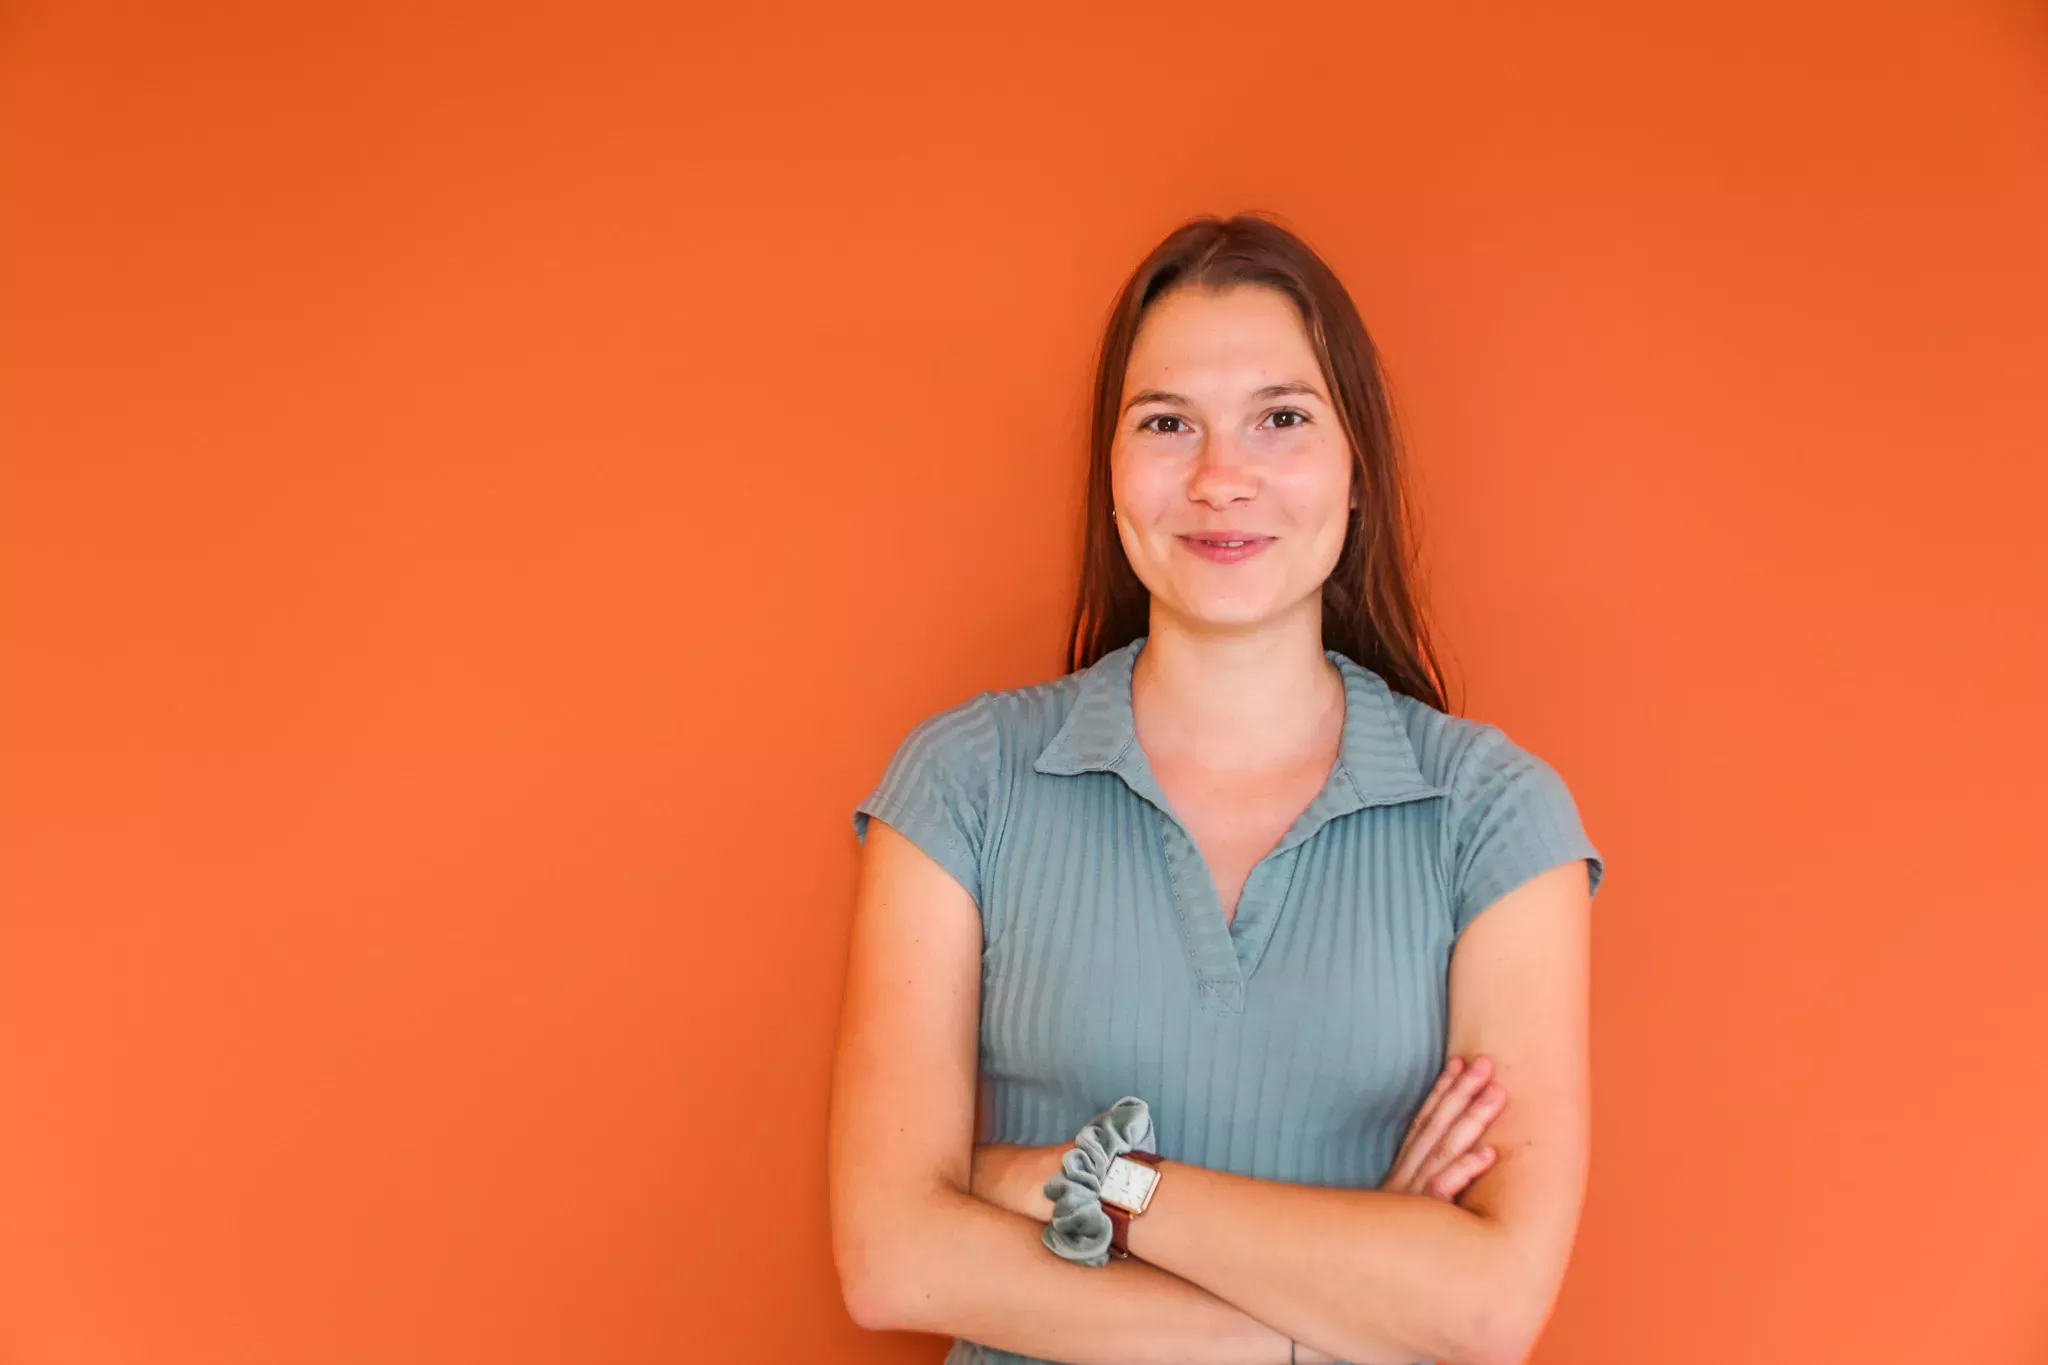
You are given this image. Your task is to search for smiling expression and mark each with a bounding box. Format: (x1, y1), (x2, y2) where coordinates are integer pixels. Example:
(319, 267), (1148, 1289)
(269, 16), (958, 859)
(1112, 283), (1356, 635)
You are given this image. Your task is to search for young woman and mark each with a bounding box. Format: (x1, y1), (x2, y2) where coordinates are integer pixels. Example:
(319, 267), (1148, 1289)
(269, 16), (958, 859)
(829, 214), (1606, 1365)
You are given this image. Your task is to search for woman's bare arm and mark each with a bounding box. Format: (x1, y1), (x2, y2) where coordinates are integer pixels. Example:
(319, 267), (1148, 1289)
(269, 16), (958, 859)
(970, 861), (1596, 1365)
(829, 819), (1363, 1365)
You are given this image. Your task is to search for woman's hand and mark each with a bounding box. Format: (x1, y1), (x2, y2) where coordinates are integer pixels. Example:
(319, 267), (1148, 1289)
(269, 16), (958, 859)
(1379, 1054), (1506, 1203)
(975, 1055), (1506, 1224)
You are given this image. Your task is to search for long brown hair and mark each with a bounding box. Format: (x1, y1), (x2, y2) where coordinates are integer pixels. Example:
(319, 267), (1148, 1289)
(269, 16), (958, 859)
(1064, 211), (1454, 715)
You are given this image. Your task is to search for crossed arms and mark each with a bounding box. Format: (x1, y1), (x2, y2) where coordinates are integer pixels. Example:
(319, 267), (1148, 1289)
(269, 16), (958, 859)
(827, 818), (1594, 1365)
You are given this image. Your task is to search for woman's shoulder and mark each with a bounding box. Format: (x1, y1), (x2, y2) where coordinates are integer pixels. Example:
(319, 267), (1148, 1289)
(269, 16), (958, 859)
(1379, 688), (1578, 797)
(1378, 690), (1606, 914)
(878, 666), (1090, 776)
(851, 667), (1091, 898)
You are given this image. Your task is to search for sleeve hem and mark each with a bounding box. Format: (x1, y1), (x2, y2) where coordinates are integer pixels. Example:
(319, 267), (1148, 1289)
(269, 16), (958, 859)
(1454, 841), (1604, 936)
(854, 791), (982, 906)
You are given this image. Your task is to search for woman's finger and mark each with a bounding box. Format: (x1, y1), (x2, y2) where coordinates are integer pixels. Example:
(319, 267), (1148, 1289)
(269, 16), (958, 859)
(1385, 1059), (1467, 1189)
(1404, 1056), (1464, 1137)
(1427, 1146), (1496, 1201)
(1423, 1083), (1506, 1177)
(1386, 1055), (1494, 1190)
(1387, 1058), (1465, 1177)
(1384, 1064), (1466, 1170)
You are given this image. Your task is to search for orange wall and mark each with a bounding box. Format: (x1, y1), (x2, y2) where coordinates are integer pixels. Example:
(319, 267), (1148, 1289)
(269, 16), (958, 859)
(4, 2), (2045, 1362)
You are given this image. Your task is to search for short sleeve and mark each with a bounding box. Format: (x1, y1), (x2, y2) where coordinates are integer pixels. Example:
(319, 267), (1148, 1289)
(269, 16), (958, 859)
(851, 693), (999, 905)
(1445, 724), (1605, 935)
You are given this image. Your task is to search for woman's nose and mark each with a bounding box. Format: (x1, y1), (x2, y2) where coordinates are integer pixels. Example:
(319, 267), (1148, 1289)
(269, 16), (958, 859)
(1188, 432), (1258, 505)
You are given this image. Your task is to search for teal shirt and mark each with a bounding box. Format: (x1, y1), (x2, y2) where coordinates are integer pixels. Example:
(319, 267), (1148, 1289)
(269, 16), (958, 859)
(852, 636), (1605, 1365)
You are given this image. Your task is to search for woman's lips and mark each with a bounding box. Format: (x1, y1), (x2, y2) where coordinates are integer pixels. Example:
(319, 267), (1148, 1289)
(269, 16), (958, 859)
(1176, 533), (1275, 564)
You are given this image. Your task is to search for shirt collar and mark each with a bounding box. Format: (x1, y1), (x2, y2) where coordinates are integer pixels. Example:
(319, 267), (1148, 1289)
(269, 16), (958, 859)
(1032, 635), (1448, 811)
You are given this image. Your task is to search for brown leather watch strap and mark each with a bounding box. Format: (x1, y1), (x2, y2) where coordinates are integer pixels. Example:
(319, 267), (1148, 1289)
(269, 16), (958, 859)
(1106, 1201), (1132, 1258)
(1104, 1150), (1163, 1259)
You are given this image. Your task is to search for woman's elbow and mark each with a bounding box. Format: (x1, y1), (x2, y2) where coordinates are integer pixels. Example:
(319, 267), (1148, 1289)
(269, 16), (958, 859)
(1438, 1316), (1521, 1365)
(839, 1266), (905, 1333)
(832, 1201), (954, 1334)
(1456, 1314), (1544, 1365)
(1445, 1268), (1557, 1365)
(834, 1223), (918, 1332)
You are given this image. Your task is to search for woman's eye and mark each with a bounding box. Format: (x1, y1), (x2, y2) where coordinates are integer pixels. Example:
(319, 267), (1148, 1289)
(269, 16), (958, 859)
(1140, 414), (1189, 434)
(1266, 408), (1310, 429)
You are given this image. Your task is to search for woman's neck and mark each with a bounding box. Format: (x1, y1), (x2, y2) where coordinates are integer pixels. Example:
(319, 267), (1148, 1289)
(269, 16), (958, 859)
(1129, 603), (1344, 774)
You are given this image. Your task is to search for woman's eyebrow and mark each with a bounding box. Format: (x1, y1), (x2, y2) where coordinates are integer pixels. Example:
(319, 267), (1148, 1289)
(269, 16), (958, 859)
(1122, 380), (1326, 413)
(1250, 380), (1326, 402)
(1123, 388), (1190, 412)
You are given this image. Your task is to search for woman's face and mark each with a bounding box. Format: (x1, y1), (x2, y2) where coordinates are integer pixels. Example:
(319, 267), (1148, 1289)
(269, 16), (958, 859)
(1111, 283), (1354, 638)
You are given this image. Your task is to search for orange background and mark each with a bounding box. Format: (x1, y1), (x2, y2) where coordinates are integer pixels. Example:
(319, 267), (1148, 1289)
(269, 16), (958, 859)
(4, 2), (2046, 1362)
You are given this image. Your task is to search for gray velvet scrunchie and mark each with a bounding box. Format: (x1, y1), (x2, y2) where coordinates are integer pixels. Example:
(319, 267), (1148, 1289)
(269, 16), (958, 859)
(1039, 1096), (1155, 1267)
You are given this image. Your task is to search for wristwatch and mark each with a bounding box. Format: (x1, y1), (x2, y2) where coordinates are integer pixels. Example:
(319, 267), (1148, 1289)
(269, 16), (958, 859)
(1100, 1150), (1164, 1259)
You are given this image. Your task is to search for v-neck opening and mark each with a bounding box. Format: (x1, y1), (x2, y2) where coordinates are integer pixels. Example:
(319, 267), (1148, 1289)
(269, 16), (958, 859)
(1104, 733), (1356, 1014)
(1033, 636), (1453, 1013)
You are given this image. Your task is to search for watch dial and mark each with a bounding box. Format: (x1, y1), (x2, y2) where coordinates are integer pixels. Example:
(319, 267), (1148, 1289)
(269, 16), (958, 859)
(1105, 1157), (1157, 1210)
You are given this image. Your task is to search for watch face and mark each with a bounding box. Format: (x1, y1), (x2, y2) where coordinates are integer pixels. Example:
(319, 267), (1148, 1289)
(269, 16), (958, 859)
(1102, 1156), (1160, 1214)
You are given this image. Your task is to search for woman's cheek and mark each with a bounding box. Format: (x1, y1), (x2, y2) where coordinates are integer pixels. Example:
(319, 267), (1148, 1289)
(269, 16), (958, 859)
(1268, 446), (1350, 513)
(1112, 454), (1178, 525)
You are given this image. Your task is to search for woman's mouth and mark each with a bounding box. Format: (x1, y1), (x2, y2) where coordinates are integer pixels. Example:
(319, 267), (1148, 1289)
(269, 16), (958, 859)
(1177, 533), (1275, 564)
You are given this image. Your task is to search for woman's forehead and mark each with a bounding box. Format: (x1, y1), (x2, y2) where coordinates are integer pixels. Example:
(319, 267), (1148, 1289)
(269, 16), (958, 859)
(1130, 288), (1318, 382)
(1125, 287), (1322, 398)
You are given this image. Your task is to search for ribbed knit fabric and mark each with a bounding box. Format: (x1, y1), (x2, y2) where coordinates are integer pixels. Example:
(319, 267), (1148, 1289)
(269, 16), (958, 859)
(851, 635), (1605, 1365)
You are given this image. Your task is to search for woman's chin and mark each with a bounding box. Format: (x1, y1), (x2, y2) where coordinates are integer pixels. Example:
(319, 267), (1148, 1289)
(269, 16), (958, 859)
(1157, 596), (1294, 634)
